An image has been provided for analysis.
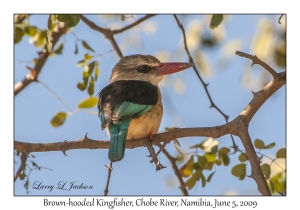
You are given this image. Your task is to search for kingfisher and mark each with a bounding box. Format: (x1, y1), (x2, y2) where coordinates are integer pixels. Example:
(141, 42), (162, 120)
(97, 54), (193, 162)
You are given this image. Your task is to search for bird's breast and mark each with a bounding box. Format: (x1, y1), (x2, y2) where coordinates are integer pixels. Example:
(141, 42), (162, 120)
(127, 87), (163, 140)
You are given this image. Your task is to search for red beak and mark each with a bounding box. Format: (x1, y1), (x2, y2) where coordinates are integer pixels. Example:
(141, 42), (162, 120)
(156, 62), (194, 76)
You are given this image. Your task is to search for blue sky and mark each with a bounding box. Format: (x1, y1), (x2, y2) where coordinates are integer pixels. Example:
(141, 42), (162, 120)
(14, 14), (285, 195)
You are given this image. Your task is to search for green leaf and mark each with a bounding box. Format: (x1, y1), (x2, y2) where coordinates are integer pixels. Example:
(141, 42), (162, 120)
(231, 163), (246, 180)
(50, 112), (68, 127)
(201, 172), (206, 187)
(207, 171), (216, 182)
(238, 153), (248, 162)
(223, 155), (230, 166)
(95, 61), (100, 81)
(87, 76), (95, 96)
(193, 162), (200, 170)
(57, 14), (71, 22)
(82, 40), (95, 53)
(179, 156), (194, 178)
(77, 82), (87, 91)
(269, 179), (275, 193)
(204, 162), (214, 171)
(76, 59), (86, 67)
(263, 142), (276, 149)
(84, 53), (93, 61)
(19, 173), (26, 180)
(57, 15), (80, 28)
(218, 147), (230, 155)
(261, 163), (271, 178)
(215, 155), (222, 166)
(254, 139), (265, 149)
(87, 61), (96, 75)
(276, 148), (286, 158)
(53, 43), (64, 54)
(210, 14), (223, 29)
(47, 15), (52, 30)
(14, 26), (24, 43)
(24, 26), (38, 37)
(74, 42), (78, 54)
(197, 155), (208, 168)
(205, 153), (217, 162)
(185, 174), (197, 190)
(78, 97), (98, 109)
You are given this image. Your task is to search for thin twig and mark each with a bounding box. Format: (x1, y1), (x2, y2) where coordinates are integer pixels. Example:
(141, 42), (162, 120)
(39, 81), (73, 112)
(162, 149), (188, 196)
(144, 139), (166, 171)
(78, 14), (156, 59)
(104, 161), (113, 196)
(112, 14), (156, 34)
(173, 15), (229, 122)
(256, 151), (286, 172)
(236, 51), (279, 79)
(278, 14), (284, 24)
(14, 152), (27, 182)
(150, 142), (168, 163)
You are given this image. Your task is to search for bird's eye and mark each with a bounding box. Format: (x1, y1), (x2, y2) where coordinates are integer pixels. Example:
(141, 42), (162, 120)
(137, 65), (150, 73)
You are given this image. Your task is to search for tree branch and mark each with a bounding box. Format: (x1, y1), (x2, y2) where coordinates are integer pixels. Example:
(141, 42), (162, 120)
(237, 126), (271, 195)
(14, 22), (67, 96)
(162, 149), (188, 196)
(77, 15), (123, 59)
(14, 152), (27, 182)
(112, 14), (156, 34)
(77, 14), (156, 59)
(236, 51), (279, 79)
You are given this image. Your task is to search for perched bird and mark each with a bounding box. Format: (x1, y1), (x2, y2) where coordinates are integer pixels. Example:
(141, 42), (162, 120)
(97, 54), (193, 162)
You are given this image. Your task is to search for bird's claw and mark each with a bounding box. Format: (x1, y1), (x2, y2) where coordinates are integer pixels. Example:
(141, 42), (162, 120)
(156, 160), (167, 171)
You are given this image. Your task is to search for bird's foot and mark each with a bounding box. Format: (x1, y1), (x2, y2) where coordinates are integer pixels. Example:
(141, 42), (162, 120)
(156, 160), (167, 171)
(148, 130), (153, 140)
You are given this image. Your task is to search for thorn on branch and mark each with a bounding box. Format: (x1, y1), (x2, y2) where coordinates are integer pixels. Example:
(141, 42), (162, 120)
(257, 156), (263, 163)
(247, 174), (253, 178)
(62, 150), (67, 156)
(80, 133), (89, 141)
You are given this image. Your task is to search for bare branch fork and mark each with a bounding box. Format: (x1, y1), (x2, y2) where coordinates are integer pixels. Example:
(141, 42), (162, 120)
(77, 14), (156, 59)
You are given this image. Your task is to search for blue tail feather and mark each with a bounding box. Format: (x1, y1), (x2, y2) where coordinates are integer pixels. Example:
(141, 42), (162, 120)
(108, 119), (131, 162)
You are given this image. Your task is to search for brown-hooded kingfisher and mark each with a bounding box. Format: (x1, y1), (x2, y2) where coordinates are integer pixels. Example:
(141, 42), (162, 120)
(97, 54), (193, 162)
